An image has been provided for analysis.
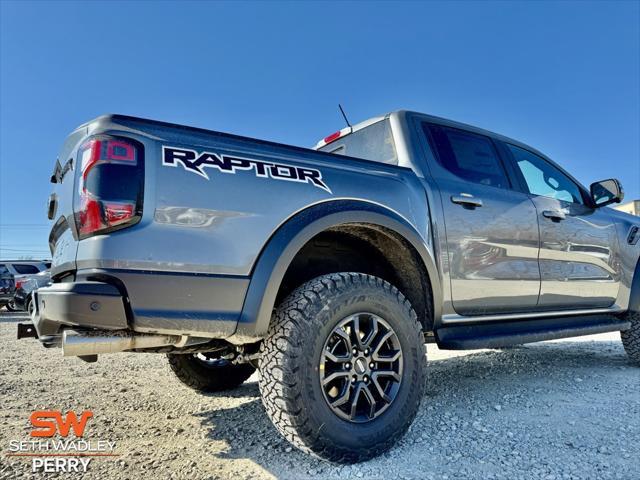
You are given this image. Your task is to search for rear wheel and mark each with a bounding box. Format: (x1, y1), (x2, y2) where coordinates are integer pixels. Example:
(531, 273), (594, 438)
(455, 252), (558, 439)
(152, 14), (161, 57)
(259, 273), (427, 463)
(167, 353), (255, 392)
(620, 311), (640, 366)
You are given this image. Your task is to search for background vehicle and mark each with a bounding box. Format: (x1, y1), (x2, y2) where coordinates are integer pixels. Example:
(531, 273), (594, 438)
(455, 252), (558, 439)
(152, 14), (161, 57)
(13, 270), (51, 314)
(0, 260), (49, 311)
(0, 265), (16, 310)
(21, 112), (640, 462)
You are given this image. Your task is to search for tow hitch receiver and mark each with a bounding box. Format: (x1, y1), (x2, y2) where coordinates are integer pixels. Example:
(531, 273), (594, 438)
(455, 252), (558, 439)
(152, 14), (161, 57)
(17, 322), (38, 339)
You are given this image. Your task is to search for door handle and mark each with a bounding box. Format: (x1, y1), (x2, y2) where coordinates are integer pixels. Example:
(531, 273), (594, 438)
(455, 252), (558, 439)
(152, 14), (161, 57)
(451, 194), (483, 208)
(542, 210), (566, 221)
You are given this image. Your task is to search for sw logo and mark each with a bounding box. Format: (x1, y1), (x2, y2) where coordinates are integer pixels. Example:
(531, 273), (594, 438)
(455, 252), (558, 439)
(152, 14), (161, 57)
(163, 145), (332, 193)
(30, 410), (93, 438)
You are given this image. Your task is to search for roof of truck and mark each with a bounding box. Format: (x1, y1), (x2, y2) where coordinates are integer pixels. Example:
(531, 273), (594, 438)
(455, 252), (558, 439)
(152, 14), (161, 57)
(315, 110), (552, 162)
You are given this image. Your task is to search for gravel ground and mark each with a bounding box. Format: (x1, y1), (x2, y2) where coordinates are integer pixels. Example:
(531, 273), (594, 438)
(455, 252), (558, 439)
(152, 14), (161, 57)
(1, 311), (638, 480)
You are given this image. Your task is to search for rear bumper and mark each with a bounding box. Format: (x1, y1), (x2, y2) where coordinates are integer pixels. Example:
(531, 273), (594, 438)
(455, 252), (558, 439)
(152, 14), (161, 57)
(30, 268), (249, 343)
(32, 281), (128, 338)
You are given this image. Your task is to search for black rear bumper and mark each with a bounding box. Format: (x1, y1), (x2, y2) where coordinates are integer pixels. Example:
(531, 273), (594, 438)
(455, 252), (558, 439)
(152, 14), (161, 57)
(31, 281), (129, 338)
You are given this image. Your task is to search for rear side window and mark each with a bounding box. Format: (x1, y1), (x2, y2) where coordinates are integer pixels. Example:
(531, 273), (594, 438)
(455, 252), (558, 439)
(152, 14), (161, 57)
(12, 264), (40, 274)
(506, 144), (584, 204)
(424, 124), (510, 189)
(319, 119), (398, 165)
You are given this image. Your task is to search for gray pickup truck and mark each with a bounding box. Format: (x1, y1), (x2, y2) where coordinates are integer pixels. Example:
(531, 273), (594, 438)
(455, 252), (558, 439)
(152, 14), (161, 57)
(21, 111), (640, 462)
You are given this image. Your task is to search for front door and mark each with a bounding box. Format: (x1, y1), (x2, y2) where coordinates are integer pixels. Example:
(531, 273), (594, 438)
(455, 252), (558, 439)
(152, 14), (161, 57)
(504, 143), (620, 308)
(422, 123), (541, 315)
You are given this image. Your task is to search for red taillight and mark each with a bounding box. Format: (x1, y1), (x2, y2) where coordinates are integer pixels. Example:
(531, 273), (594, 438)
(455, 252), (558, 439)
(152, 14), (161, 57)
(15, 279), (24, 290)
(323, 131), (342, 145)
(74, 136), (143, 239)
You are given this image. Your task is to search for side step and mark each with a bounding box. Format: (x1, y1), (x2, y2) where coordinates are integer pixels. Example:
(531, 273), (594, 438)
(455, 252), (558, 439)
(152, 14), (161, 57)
(436, 314), (630, 350)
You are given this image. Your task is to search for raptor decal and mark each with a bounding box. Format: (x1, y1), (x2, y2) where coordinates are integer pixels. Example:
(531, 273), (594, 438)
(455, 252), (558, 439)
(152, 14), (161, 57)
(162, 146), (331, 193)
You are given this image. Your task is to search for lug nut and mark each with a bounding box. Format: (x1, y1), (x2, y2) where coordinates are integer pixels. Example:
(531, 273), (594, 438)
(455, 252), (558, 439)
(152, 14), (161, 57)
(364, 348), (370, 355)
(363, 375), (369, 383)
(369, 362), (375, 369)
(344, 362), (351, 370)
(352, 348), (358, 355)
(352, 375), (357, 383)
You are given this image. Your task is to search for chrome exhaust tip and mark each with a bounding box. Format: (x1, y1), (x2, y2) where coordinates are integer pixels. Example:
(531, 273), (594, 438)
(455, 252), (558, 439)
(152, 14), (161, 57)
(62, 329), (182, 357)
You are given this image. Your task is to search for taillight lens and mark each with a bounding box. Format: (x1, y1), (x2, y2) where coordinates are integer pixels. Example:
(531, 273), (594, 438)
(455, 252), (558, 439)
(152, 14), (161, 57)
(15, 279), (24, 290)
(74, 136), (144, 239)
(323, 131), (342, 145)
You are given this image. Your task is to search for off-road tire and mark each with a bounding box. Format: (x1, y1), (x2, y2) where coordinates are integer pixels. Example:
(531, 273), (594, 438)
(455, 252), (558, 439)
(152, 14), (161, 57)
(620, 310), (640, 366)
(259, 272), (427, 463)
(167, 354), (255, 392)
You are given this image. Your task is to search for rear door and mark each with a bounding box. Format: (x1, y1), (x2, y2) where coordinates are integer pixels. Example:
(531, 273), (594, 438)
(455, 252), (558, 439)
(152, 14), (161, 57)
(421, 123), (541, 315)
(503, 143), (620, 308)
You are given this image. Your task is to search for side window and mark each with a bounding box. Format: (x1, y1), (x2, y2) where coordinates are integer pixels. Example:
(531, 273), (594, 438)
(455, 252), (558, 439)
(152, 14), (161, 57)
(12, 264), (40, 274)
(424, 124), (510, 189)
(507, 144), (584, 204)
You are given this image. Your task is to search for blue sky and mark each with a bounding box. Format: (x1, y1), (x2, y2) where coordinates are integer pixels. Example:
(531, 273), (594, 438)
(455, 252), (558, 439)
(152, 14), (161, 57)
(1, 0), (639, 258)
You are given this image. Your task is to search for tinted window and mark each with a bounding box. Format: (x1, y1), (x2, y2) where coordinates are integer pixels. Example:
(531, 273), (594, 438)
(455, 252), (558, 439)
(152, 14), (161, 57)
(12, 264), (40, 274)
(507, 144), (583, 204)
(425, 124), (509, 188)
(319, 119), (398, 165)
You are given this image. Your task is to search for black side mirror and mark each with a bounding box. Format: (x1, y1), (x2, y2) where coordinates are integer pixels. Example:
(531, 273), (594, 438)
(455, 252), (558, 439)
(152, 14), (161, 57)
(590, 178), (624, 207)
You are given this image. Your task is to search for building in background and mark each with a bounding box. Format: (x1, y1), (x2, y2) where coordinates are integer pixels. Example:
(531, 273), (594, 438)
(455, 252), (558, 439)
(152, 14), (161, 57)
(614, 200), (640, 216)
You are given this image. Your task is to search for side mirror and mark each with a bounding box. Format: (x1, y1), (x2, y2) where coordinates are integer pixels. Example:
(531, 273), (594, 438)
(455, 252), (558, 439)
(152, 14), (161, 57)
(590, 178), (624, 207)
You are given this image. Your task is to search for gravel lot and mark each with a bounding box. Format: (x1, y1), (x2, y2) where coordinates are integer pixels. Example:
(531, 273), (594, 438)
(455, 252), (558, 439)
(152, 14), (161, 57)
(1, 311), (638, 480)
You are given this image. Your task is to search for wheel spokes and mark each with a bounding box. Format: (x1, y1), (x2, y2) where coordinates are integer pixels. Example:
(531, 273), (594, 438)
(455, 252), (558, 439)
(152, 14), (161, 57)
(322, 371), (350, 386)
(320, 312), (404, 423)
(361, 383), (377, 419)
(333, 327), (353, 353)
(323, 349), (350, 364)
(349, 383), (363, 420)
(372, 370), (401, 382)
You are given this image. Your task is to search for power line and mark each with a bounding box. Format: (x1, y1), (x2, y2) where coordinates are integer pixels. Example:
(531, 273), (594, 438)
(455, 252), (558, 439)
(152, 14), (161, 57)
(0, 248), (50, 252)
(0, 224), (50, 228)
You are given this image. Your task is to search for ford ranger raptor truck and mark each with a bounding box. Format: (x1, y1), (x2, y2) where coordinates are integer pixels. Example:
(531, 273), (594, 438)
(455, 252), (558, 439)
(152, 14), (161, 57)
(20, 111), (640, 462)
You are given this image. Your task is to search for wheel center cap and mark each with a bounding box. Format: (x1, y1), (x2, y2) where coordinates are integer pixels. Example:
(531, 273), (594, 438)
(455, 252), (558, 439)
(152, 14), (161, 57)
(354, 357), (368, 374)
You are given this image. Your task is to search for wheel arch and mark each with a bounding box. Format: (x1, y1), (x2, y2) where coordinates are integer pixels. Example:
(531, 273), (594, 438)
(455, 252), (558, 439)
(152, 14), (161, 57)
(230, 200), (441, 343)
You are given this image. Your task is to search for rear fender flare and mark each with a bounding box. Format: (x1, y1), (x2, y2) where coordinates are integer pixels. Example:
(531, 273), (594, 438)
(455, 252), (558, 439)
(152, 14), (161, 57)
(232, 200), (441, 342)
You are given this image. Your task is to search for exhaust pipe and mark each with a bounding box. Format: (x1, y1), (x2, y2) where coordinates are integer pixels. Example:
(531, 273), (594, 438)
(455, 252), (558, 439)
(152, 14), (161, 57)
(62, 329), (183, 357)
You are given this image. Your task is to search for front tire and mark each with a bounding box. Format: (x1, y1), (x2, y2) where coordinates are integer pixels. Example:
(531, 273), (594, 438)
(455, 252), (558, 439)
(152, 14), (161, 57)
(167, 353), (255, 392)
(259, 273), (427, 463)
(621, 311), (640, 366)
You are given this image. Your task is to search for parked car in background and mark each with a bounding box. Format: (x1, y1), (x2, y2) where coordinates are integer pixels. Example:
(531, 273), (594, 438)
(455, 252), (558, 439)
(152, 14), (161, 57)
(0, 260), (50, 311)
(0, 265), (16, 310)
(13, 270), (51, 314)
